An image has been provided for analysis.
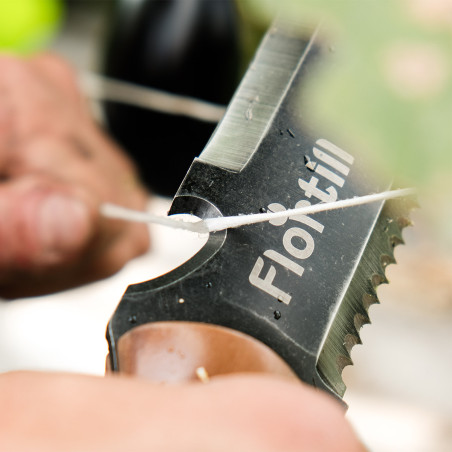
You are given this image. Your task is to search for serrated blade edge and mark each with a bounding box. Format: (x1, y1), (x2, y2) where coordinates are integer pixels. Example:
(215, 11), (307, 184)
(316, 196), (415, 397)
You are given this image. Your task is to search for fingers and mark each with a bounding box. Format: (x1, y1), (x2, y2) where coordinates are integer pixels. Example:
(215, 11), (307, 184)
(0, 175), (95, 272)
(0, 54), (86, 151)
(8, 135), (122, 202)
(0, 53), (150, 296)
(0, 98), (13, 168)
(5, 134), (149, 267)
(0, 167), (148, 298)
(0, 372), (366, 452)
(200, 375), (366, 452)
(29, 53), (84, 106)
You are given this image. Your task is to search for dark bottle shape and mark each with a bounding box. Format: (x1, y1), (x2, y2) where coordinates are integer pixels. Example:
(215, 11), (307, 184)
(103, 0), (241, 196)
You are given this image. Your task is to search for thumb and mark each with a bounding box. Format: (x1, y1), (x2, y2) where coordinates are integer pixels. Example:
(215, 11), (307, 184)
(0, 176), (95, 270)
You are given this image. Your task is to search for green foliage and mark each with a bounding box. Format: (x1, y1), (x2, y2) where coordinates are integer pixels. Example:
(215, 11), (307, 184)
(243, 0), (452, 188)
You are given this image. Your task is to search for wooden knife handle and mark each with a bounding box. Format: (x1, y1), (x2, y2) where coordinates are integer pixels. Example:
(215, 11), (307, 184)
(106, 321), (297, 383)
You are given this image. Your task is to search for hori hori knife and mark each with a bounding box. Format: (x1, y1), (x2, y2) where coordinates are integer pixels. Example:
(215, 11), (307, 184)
(106, 19), (414, 401)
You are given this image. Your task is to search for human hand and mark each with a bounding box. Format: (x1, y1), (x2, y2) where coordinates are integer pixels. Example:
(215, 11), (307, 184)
(0, 54), (149, 298)
(0, 371), (366, 452)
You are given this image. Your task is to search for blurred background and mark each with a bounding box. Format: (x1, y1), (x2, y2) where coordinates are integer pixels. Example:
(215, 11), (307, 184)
(0, 1), (451, 451)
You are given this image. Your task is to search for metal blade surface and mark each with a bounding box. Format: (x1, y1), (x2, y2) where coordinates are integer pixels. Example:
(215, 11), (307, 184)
(317, 198), (415, 396)
(107, 19), (413, 401)
(198, 22), (317, 172)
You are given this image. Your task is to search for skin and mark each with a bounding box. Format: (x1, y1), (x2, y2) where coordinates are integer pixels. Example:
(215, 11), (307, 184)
(0, 54), (149, 297)
(0, 372), (366, 452)
(0, 54), (366, 450)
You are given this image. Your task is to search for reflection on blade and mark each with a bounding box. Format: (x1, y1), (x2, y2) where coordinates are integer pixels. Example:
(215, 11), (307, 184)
(198, 22), (318, 172)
